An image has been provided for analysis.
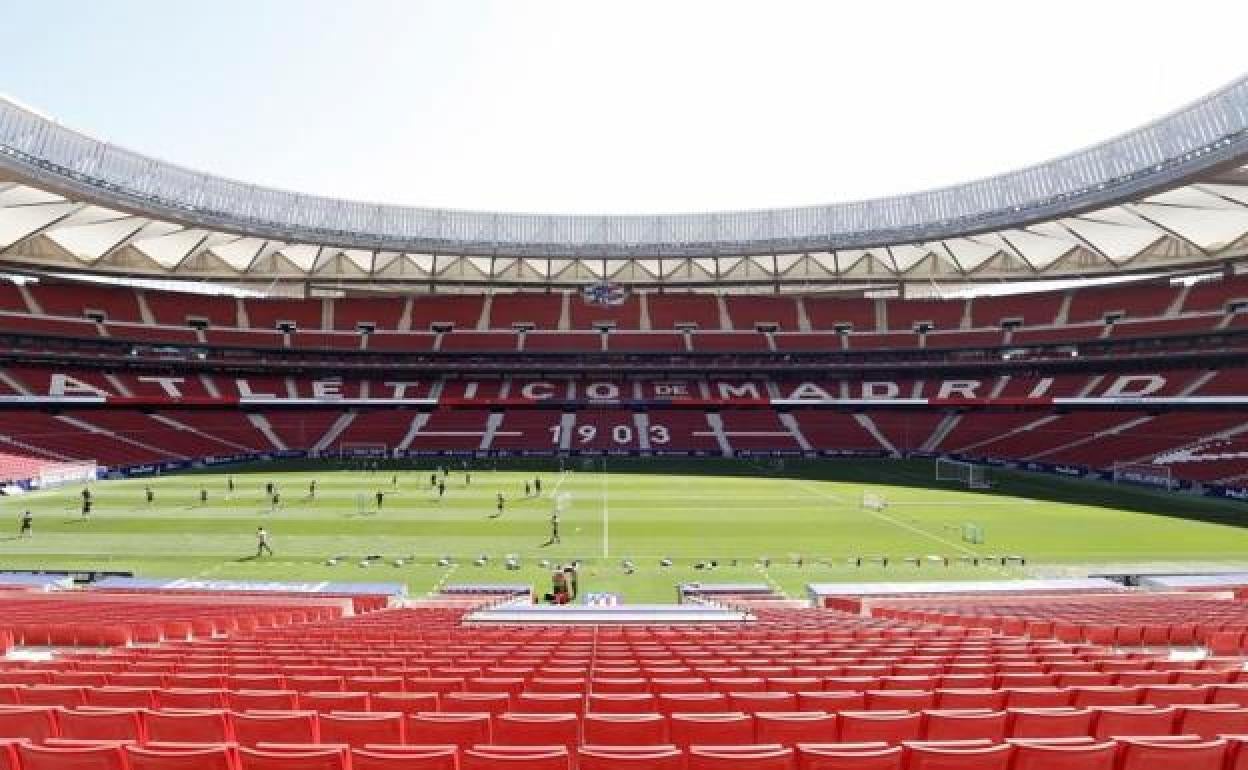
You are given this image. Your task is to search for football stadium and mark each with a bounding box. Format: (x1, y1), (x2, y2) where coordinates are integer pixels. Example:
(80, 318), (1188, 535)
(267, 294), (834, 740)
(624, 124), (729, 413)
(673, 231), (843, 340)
(2, 5), (1248, 767)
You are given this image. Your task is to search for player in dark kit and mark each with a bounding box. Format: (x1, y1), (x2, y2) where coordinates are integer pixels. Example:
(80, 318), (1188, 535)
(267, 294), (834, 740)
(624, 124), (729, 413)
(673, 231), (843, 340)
(19, 510), (32, 537)
(547, 510), (561, 544)
(491, 493), (505, 518)
(200, 487), (208, 504)
(437, 480), (446, 499)
(534, 477), (542, 496)
(145, 486), (154, 505)
(375, 490), (384, 509)
(309, 480), (316, 499)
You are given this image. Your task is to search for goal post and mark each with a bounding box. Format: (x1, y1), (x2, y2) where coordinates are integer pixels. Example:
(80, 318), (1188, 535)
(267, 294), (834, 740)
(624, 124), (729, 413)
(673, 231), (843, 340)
(1112, 462), (1175, 490)
(861, 490), (888, 512)
(936, 458), (992, 489)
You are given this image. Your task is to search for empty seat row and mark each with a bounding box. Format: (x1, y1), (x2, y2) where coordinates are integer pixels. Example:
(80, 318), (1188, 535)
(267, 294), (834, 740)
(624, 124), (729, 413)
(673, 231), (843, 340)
(1, 734), (1246, 770)
(9, 681), (1248, 712)
(3, 704), (1248, 747)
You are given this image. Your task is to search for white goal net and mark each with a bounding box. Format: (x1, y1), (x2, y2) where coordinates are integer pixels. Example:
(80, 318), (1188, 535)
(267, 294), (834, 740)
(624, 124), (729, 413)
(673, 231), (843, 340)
(936, 458), (992, 489)
(37, 461), (98, 489)
(1112, 462), (1174, 490)
(861, 491), (888, 511)
(338, 442), (390, 458)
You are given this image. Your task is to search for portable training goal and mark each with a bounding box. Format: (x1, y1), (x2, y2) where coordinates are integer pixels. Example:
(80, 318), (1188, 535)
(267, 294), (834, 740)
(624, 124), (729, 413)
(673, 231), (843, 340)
(936, 458), (992, 489)
(339, 442), (390, 458)
(1111, 462), (1174, 490)
(861, 491), (888, 512)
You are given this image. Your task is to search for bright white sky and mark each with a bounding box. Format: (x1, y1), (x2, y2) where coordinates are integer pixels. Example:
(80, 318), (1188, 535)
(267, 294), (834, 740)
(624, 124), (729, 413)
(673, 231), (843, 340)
(4, 0), (1246, 215)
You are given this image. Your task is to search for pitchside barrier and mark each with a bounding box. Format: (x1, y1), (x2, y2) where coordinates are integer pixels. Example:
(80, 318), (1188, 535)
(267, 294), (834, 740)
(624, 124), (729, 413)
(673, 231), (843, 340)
(83, 448), (1235, 501)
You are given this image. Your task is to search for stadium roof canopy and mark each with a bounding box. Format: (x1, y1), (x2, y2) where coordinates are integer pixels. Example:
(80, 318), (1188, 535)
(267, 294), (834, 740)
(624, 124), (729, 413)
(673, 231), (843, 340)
(1, 76), (1248, 288)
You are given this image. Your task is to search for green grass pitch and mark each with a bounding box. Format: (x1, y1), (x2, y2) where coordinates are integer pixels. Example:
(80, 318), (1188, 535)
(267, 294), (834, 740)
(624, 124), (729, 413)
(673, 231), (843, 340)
(1, 457), (1246, 603)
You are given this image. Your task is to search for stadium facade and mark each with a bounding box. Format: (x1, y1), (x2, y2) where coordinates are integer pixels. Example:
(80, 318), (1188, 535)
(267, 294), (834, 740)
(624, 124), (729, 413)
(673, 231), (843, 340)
(0, 77), (1246, 500)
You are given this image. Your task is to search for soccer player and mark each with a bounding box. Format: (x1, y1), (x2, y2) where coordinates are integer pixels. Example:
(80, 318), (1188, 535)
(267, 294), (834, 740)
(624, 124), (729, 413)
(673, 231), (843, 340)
(270, 490), (280, 511)
(19, 510), (32, 538)
(199, 487), (208, 505)
(465, 472), (471, 486)
(256, 527), (273, 557)
(227, 476), (235, 494)
(375, 490), (385, 509)
(534, 477), (542, 496)
(145, 486), (154, 505)
(391, 474), (398, 488)
(81, 486), (91, 506)
(81, 497), (91, 519)
(309, 479), (316, 498)
(430, 473), (437, 488)
(524, 481), (531, 497)
(265, 481), (273, 497)
(496, 493), (505, 517)
(548, 510), (561, 544)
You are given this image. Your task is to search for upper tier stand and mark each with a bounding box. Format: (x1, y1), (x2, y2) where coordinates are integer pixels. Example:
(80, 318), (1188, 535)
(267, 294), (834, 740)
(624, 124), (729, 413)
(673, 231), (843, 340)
(464, 602), (753, 625)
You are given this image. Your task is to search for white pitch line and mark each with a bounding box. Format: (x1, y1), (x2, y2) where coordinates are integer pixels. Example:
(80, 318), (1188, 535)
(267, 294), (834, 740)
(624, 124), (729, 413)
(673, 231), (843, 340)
(790, 478), (983, 558)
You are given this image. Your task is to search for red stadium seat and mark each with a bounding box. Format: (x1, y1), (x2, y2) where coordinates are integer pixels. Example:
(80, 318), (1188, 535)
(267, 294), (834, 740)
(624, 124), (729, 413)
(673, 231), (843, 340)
(669, 712), (755, 747)
(17, 742), (128, 770)
(232, 711), (319, 747)
(578, 746), (685, 770)
(0, 705), (59, 741)
(795, 743), (903, 770)
(408, 712), (492, 748)
(921, 710), (1007, 742)
(687, 745), (795, 770)
(1117, 737), (1227, 770)
(124, 744), (236, 770)
(317, 712), (404, 747)
(351, 746), (458, 770)
(444, 691), (511, 714)
(837, 711), (922, 744)
(583, 713), (668, 745)
(298, 692), (370, 712)
(731, 692), (798, 712)
(57, 708), (145, 742)
(754, 712), (837, 745)
(1178, 705), (1248, 738)
(229, 691), (300, 711)
(1090, 705), (1176, 739)
(495, 713), (579, 748)
(145, 709), (233, 743)
(588, 694), (657, 713)
(1007, 708), (1094, 739)
(461, 746), (571, 770)
(905, 742), (1011, 770)
(20, 685), (87, 708)
(1007, 740), (1117, 770)
(238, 746), (348, 770)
